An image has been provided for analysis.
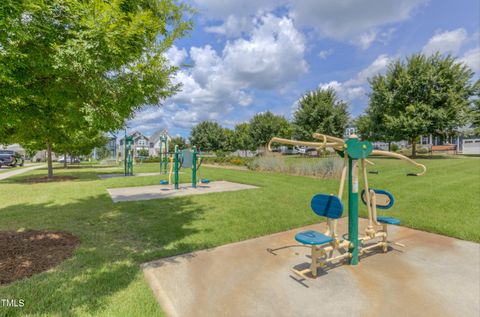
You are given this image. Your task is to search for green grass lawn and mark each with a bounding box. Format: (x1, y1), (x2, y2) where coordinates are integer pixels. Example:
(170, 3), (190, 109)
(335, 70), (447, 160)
(0, 157), (479, 316)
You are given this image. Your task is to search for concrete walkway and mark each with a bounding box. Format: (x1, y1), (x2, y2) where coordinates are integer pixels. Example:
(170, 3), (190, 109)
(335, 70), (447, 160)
(0, 164), (45, 180)
(142, 218), (480, 317)
(98, 172), (166, 179)
(107, 181), (258, 202)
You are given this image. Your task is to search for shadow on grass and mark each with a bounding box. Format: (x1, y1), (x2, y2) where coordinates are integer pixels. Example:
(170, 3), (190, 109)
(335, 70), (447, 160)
(0, 193), (208, 316)
(0, 170), (102, 184)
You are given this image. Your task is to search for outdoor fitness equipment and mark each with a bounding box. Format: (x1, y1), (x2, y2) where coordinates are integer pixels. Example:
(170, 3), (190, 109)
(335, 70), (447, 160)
(159, 135), (169, 175)
(268, 134), (427, 278)
(160, 145), (205, 189)
(124, 134), (134, 176)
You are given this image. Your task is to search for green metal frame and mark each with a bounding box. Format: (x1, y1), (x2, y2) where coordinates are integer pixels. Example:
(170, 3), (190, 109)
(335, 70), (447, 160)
(344, 135), (373, 265)
(159, 135), (168, 174)
(124, 133), (134, 176)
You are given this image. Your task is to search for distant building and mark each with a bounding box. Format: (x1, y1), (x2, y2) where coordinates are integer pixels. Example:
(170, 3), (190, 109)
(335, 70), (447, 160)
(148, 129), (171, 157)
(344, 125), (357, 139)
(118, 131), (150, 159)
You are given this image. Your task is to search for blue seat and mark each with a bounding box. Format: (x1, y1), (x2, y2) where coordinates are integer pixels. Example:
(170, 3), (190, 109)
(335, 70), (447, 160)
(159, 180), (169, 185)
(377, 216), (400, 225)
(295, 230), (333, 245)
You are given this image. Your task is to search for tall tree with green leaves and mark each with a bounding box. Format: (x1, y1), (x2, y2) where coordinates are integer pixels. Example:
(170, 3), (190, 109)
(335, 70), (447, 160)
(293, 88), (349, 140)
(54, 130), (108, 167)
(169, 136), (187, 151)
(0, 0), (192, 177)
(368, 53), (477, 156)
(232, 123), (255, 154)
(189, 121), (228, 152)
(249, 111), (292, 148)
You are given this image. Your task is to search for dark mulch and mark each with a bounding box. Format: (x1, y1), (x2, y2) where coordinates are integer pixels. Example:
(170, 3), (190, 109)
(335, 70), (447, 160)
(0, 230), (80, 285)
(16, 176), (78, 183)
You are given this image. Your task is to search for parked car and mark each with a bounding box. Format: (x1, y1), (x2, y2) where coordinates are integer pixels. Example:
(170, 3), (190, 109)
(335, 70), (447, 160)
(0, 150), (24, 167)
(57, 156), (81, 163)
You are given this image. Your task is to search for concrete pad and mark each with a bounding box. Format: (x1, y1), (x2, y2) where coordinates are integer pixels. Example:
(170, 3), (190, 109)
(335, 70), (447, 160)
(98, 172), (164, 179)
(107, 181), (258, 202)
(142, 218), (480, 317)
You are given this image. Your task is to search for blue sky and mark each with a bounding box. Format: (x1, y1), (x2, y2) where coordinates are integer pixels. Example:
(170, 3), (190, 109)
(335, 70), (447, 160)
(128, 0), (480, 138)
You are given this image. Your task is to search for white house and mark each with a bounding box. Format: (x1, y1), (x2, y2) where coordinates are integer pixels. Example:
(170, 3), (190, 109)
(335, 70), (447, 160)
(118, 131), (150, 159)
(148, 129), (171, 156)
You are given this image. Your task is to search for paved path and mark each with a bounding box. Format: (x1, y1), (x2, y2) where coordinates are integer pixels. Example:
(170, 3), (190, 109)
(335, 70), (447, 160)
(142, 218), (480, 317)
(0, 164), (45, 181)
(107, 181), (258, 202)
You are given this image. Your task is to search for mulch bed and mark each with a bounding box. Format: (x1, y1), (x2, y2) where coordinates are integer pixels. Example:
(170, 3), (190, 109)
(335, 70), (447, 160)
(16, 176), (78, 183)
(0, 230), (80, 285)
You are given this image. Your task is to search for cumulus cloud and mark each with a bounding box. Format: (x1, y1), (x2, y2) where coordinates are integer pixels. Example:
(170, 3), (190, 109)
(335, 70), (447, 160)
(204, 15), (254, 37)
(422, 28), (468, 56)
(318, 48), (333, 59)
(459, 47), (480, 73)
(289, 0), (425, 48)
(318, 54), (394, 104)
(197, 0), (426, 48)
(129, 14), (307, 131)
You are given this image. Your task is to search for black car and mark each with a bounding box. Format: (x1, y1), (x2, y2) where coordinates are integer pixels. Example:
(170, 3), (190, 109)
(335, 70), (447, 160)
(0, 150), (24, 168)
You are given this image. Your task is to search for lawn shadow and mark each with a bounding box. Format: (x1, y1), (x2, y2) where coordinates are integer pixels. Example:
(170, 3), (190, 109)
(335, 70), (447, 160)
(0, 170), (103, 184)
(0, 193), (208, 316)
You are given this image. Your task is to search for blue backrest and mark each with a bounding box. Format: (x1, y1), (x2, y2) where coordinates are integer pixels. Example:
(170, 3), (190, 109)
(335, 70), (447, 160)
(361, 189), (394, 209)
(311, 194), (344, 219)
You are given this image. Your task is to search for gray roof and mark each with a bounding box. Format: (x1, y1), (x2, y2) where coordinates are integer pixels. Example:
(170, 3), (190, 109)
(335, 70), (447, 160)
(149, 129), (170, 144)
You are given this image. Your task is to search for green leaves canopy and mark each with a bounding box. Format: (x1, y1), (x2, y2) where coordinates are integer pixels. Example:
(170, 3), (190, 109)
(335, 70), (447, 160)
(365, 53), (477, 155)
(249, 111), (292, 147)
(189, 121), (228, 152)
(292, 88), (349, 140)
(0, 0), (192, 174)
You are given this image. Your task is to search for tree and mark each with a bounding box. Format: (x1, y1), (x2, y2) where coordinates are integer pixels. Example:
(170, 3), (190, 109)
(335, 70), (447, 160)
(367, 53), (477, 156)
(232, 123), (255, 154)
(222, 128), (235, 153)
(249, 111), (292, 148)
(0, 0), (192, 177)
(54, 130), (108, 167)
(189, 121), (228, 152)
(169, 136), (187, 150)
(293, 88), (349, 140)
(470, 83), (480, 135)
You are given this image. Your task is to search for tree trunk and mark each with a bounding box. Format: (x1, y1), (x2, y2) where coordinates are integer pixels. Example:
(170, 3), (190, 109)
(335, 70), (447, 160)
(411, 137), (417, 157)
(388, 142), (391, 151)
(47, 142), (53, 178)
(64, 152), (67, 168)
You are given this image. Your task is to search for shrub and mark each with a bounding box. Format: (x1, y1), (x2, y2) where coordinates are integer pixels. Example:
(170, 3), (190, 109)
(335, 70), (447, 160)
(250, 153), (343, 178)
(390, 143), (399, 152)
(417, 147), (429, 154)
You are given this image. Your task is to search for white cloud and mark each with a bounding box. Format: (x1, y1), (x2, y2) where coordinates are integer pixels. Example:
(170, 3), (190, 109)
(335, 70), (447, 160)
(204, 15), (254, 37)
(165, 46), (187, 67)
(130, 14), (308, 131)
(459, 47), (480, 73)
(288, 0), (426, 47)
(318, 48), (333, 59)
(193, 0), (277, 20)
(422, 28), (468, 56)
(353, 54), (393, 84)
(357, 31), (377, 50)
(222, 14), (307, 89)
(318, 54), (393, 104)
(197, 0), (426, 48)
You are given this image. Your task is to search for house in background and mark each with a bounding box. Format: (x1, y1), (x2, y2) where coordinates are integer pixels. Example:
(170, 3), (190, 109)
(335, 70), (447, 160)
(118, 131), (150, 159)
(148, 128), (171, 157)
